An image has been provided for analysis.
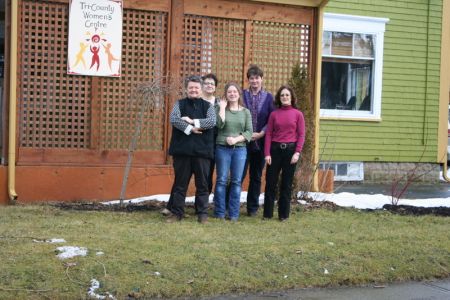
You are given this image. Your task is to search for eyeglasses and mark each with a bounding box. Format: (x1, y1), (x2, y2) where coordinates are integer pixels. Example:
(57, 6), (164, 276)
(204, 82), (215, 86)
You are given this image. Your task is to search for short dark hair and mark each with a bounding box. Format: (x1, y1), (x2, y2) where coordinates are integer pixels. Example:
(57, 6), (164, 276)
(274, 85), (297, 108)
(201, 73), (218, 87)
(185, 75), (203, 88)
(246, 64), (264, 79)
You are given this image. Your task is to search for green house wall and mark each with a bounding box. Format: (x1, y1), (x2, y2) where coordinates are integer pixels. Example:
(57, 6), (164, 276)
(320, 0), (443, 163)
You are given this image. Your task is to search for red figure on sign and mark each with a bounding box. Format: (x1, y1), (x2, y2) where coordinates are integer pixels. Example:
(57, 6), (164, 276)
(89, 35), (101, 71)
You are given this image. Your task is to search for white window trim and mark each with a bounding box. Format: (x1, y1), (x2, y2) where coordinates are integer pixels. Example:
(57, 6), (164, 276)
(321, 13), (389, 120)
(319, 161), (364, 181)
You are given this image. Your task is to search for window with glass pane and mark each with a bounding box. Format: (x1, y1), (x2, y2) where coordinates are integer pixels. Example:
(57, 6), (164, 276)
(321, 31), (374, 111)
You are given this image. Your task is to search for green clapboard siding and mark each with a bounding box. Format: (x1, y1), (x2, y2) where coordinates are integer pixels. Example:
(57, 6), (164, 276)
(320, 0), (443, 163)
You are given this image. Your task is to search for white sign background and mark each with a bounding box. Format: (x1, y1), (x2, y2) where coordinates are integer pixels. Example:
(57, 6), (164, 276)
(67, 0), (123, 77)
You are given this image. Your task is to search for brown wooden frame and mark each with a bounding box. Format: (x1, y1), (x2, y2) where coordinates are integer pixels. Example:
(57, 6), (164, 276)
(16, 0), (317, 168)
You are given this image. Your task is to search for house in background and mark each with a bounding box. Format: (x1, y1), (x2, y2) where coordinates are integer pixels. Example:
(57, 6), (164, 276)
(318, 0), (450, 183)
(0, 0), (327, 204)
(0, 0), (448, 204)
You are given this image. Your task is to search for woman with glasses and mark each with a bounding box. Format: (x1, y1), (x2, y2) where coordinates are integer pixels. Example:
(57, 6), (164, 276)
(201, 73), (220, 194)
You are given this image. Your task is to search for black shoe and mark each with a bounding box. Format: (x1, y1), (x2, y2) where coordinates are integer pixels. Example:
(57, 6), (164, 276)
(197, 215), (208, 224)
(247, 211), (257, 217)
(279, 218), (288, 222)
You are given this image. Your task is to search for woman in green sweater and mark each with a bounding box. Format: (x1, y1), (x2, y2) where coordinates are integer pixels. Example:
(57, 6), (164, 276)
(214, 82), (253, 221)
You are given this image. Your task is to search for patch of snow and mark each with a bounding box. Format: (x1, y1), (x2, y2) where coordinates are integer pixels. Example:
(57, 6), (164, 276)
(307, 191), (450, 209)
(87, 279), (116, 300)
(33, 238), (66, 243)
(103, 187), (450, 210)
(56, 246), (87, 259)
(47, 238), (66, 244)
(102, 194), (170, 205)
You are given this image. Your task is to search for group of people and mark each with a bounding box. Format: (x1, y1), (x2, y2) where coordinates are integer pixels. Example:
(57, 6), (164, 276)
(164, 65), (305, 224)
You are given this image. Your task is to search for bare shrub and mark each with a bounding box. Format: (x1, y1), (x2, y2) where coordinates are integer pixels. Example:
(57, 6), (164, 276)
(119, 76), (184, 205)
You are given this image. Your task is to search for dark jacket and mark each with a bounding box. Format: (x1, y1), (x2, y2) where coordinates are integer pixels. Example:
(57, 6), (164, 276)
(168, 97), (215, 159)
(242, 89), (275, 152)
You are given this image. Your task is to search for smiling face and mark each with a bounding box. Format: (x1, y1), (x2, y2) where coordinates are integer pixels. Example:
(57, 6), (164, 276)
(248, 75), (262, 93)
(202, 78), (216, 96)
(226, 85), (240, 103)
(280, 88), (292, 106)
(186, 81), (202, 99)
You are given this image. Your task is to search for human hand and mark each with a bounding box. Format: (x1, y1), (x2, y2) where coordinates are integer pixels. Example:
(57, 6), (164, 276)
(265, 156), (271, 165)
(219, 98), (227, 110)
(181, 116), (194, 124)
(226, 136), (235, 145)
(251, 131), (264, 141)
(291, 152), (300, 164)
(192, 127), (203, 134)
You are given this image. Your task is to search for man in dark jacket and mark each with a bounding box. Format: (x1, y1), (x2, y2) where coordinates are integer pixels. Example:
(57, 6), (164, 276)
(242, 65), (275, 216)
(166, 75), (216, 224)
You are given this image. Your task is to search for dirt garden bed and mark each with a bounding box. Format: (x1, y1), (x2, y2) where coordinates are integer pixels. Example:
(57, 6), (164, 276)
(51, 199), (450, 217)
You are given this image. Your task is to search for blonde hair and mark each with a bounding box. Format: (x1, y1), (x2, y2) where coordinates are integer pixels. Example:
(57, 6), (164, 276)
(223, 82), (244, 109)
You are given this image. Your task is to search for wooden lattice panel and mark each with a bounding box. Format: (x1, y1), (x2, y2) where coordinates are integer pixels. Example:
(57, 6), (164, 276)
(96, 10), (168, 151)
(180, 15), (245, 92)
(19, 0), (91, 148)
(251, 21), (310, 94)
(180, 15), (205, 78)
(211, 18), (245, 91)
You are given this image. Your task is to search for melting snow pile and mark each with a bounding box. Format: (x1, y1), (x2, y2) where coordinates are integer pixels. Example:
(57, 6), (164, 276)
(56, 246), (88, 260)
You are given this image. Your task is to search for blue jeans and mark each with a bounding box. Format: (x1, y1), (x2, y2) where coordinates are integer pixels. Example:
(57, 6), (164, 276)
(214, 145), (247, 219)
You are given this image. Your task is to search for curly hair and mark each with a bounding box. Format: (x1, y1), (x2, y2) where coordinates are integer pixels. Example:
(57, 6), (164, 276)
(274, 85), (297, 108)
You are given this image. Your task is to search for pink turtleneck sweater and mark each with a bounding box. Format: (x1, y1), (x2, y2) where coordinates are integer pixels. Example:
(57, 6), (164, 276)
(264, 105), (305, 156)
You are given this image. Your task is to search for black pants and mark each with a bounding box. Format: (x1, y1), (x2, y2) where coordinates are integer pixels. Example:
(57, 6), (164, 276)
(263, 143), (297, 219)
(167, 155), (210, 217)
(242, 148), (266, 214)
(208, 157), (215, 194)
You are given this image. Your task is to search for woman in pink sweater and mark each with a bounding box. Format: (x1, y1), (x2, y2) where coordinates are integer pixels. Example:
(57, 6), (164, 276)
(263, 85), (305, 221)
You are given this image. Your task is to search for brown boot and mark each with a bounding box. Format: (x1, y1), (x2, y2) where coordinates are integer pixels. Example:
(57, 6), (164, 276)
(165, 214), (182, 223)
(160, 208), (172, 216)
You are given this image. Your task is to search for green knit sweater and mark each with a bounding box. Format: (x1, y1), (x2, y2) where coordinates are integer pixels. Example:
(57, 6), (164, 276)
(215, 107), (253, 147)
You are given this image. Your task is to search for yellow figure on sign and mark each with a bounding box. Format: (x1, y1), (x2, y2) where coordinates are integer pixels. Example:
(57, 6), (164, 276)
(72, 42), (88, 69)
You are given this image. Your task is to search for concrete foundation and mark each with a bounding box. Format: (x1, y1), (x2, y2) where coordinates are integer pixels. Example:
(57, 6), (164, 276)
(363, 162), (440, 184)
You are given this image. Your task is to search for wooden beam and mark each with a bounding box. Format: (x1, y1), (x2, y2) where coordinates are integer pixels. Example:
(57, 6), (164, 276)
(18, 148), (166, 166)
(242, 20), (252, 88)
(184, 0), (314, 25)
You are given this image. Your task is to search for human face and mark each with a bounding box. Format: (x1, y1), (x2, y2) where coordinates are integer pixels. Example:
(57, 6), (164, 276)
(186, 81), (202, 99)
(280, 88), (292, 106)
(248, 75), (262, 93)
(226, 85), (240, 103)
(202, 79), (216, 96)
